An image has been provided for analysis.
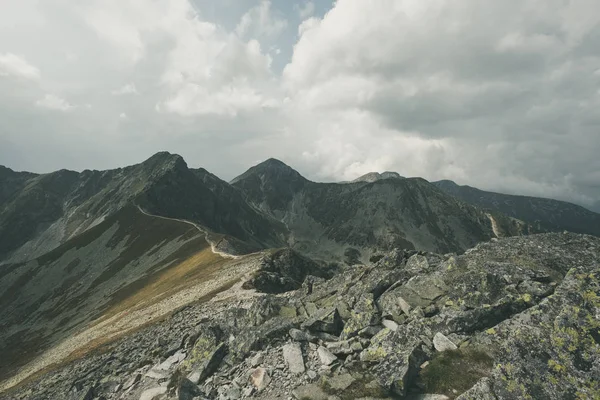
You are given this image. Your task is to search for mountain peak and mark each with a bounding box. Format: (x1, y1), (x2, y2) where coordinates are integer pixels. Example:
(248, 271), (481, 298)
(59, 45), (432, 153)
(139, 152), (187, 173)
(230, 158), (305, 185)
(352, 171), (404, 183)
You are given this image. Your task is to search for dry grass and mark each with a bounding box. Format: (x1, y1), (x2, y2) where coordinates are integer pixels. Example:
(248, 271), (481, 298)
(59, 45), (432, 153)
(92, 246), (226, 325)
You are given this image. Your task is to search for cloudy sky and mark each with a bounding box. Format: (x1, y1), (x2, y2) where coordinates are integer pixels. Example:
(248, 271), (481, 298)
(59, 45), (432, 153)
(1, 0), (599, 211)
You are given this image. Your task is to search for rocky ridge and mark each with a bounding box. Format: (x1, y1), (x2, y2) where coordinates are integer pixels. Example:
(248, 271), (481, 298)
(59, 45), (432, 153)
(4, 232), (599, 400)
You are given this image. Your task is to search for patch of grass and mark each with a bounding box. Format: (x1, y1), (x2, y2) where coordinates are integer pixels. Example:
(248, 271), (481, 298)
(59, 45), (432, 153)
(420, 347), (494, 398)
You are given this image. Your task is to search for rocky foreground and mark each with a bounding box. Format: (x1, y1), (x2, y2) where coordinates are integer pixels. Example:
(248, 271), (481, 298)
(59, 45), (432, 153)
(2, 232), (600, 400)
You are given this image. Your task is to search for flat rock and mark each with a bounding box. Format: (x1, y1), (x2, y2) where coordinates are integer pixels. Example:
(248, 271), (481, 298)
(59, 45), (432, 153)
(382, 319), (399, 332)
(139, 386), (167, 400)
(283, 343), (306, 374)
(317, 346), (337, 366)
(145, 369), (168, 380)
(251, 367), (271, 391)
(325, 373), (356, 391)
(292, 384), (328, 400)
(433, 332), (457, 352)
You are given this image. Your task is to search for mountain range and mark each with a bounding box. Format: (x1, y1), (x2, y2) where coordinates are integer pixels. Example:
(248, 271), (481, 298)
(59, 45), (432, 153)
(1, 152), (599, 398)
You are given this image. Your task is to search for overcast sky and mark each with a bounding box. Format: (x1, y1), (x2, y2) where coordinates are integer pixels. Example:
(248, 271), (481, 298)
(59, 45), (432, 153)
(1, 0), (599, 210)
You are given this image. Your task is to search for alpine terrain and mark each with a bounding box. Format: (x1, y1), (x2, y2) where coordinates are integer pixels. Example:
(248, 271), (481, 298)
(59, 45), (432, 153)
(1, 153), (599, 400)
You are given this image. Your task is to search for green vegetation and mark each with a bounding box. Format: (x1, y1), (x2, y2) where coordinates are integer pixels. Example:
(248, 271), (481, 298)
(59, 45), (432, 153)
(420, 347), (494, 398)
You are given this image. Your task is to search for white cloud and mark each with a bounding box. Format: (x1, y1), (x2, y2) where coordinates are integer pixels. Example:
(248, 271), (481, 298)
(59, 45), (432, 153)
(280, 0), (600, 205)
(35, 94), (75, 111)
(111, 83), (138, 95)
(0, 53), (40, 80)
(235, 0), (288, 39)
(295, 2), (315, 19)
(119, 112), (128, 119)
(1, 0), (600, 209)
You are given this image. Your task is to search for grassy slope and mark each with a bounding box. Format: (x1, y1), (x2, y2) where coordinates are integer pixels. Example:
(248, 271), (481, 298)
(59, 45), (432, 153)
(0, 205), (230, 384)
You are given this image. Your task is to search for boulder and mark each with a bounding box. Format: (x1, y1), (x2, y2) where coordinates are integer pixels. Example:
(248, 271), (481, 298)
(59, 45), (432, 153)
(432, 332), (457, 352)
(317, 346), (337, 366)
(250, 367), (271, 391)
(301, 307), (344, 336)
(340, 293), (380, 340)
(283, 343), (305, 374)
(292, 384), (328, 400)
(139, 387), (167, 400)
(177, 378), (204, 400)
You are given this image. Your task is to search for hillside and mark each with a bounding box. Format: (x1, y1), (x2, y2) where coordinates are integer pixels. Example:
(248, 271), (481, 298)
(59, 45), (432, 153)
(433, 180), (600, 237)
(0, 153), (286, 264)
(3, 232), (599, 400)
(231, 159), (531, 260)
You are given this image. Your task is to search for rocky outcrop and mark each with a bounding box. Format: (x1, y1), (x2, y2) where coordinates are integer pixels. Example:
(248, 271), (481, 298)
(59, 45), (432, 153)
(242, 249), (336, 294)
(2, 233), (599, 400)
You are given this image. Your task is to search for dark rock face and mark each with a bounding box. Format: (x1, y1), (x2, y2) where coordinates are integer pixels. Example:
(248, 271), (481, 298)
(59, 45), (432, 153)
(242, 248), (337, 293)
(0, 152), (286, 264)
(5, 233), (599, 400)
(433, 179), (600, 237)
(231, 160), (521, 258)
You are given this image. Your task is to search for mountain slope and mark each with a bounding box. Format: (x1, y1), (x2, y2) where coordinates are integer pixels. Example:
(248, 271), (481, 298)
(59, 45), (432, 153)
(0, 205), (224, 383)
(433, 180), (600, 237)
(0, 153), (286, 263)
(232, 160), (529, 259)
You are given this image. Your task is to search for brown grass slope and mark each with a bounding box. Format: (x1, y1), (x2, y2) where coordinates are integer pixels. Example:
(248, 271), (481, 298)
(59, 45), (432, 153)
(0, 205), (226, 383)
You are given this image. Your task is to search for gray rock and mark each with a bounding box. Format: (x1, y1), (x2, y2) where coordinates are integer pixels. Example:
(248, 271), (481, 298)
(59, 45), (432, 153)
(145, 369), (169, 380)
(250, 367), (271, 391)
(317, 346), (337, 366)
(289, 328), (313, 342)
(283, 343), (305, 374)
(249, 352), (264, 367)
(123, 373), (142, 389)
(432, 332), (457, 352)
(139, 386), (167, 400)
(382, 319), (399, 332)
(324, 373), (356, 391)
(177, 378), (204, 400)
(292, 384), (328, 400)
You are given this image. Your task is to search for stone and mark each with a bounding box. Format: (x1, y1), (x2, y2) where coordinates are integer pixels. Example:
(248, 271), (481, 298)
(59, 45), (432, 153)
(283, 343), (306, 374)
(187, 371), (201, 384)
(301, 307), (344, 336)
(190, 342), (227, 383)
(139, 386), (167, 400)
(145, 369), (169, 380)
(243, 387), (255, 397)
(218, 385), (241, 400)
(250, 367), (271, 391)
(455, 377), (496, 400)
(317, 346), (337, 366)
(433, 332), (457, 352)
(123, 373), (142, 389)
(292, 384), (328, 400)
(382, 319), (399, 332)
(249, 352), (264, 367)
(324, 340), (358, 355)
(158, 350), (186, 370)
(340, 294), (380, 340)
(289, 328), (314, 342)
(307, 370), (318, 380)
(358, 325), (383, 338)
(324, 373), (356, 391)
(177, 378), (204, 400)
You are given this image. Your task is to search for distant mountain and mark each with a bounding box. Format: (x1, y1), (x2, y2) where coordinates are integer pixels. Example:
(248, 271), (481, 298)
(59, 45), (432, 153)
(351, 171), (404, 183)
(433, 180), (600, 237)
(0, 152), (286, 264)
(231, 159), (530, 260)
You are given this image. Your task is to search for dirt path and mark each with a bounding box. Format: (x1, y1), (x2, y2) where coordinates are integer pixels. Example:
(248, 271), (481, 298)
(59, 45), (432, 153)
(136, 205), (239, 260)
